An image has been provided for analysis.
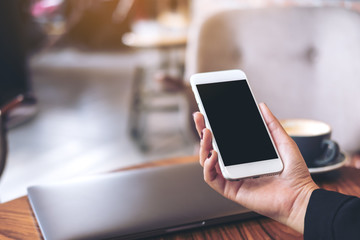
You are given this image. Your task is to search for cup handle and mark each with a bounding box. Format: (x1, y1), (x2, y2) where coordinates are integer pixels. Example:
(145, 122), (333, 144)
(313, 139), (340, 167)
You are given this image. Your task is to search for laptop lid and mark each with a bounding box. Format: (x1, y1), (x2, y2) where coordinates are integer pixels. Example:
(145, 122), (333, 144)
(28, 162), (257, 240)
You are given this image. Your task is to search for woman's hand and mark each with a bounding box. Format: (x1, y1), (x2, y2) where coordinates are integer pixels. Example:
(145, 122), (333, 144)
(193, 103), (319, 233)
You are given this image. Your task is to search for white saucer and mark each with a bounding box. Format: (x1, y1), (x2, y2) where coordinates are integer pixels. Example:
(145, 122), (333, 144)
(308, 152), (347, 174)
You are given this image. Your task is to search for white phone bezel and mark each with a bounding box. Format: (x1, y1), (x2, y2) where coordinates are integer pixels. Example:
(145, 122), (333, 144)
(190, 69), (283, 180)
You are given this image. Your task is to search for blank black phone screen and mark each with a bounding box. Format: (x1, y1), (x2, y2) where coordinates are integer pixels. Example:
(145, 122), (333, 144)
(196, 80), (278, 166)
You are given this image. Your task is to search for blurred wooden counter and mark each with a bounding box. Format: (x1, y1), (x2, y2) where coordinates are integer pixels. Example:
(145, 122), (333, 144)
(1, 155), (360, 240)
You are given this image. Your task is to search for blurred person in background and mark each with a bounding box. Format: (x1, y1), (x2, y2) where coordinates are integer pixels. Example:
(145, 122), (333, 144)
(0, 0), (46, 178)
(0, 0), (45, 128)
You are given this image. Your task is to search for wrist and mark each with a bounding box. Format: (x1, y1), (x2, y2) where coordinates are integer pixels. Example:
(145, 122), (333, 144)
(286, 182), (319, 233)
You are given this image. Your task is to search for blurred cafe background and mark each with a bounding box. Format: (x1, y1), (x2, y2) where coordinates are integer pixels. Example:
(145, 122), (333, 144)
(1, 0), (360, 203)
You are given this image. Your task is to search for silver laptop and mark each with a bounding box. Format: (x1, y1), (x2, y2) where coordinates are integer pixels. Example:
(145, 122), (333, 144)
(28, 162), (257, 240)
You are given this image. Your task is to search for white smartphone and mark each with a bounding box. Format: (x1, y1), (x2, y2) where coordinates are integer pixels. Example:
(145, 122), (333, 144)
(190, 69), (283, 180)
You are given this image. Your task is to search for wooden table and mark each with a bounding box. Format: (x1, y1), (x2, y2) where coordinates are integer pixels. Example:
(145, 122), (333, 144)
(1, 155), (360, 240)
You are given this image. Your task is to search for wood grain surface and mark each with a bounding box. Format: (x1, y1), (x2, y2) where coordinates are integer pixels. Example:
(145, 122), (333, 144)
(1, 155), (360, 240)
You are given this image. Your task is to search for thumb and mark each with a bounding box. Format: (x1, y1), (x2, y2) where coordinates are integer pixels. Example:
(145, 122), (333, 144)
(259, 103), (291, 145)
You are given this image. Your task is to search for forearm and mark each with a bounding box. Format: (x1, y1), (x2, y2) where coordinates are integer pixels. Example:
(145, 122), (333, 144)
(304, 189), (360, 239)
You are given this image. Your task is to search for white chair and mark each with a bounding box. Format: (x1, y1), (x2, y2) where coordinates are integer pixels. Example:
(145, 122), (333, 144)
(186, 6), (360, 154)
